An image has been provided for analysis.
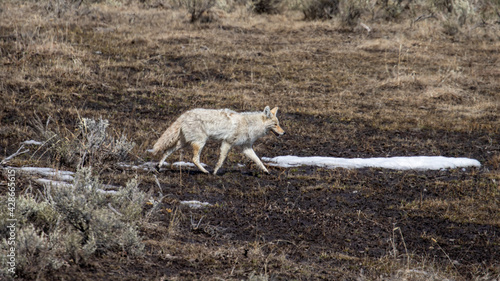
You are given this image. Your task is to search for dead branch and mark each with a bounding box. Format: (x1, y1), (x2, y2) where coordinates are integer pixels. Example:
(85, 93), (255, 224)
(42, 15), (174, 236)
(360, 22), (371, 33)
(1, 145), (30, 166)
(412, 13), (437, 27)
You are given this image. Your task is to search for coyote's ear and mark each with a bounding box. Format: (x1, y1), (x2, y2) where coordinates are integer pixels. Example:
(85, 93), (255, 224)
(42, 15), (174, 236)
(270, 107), (279, 116)
(264, 106), (272, 118)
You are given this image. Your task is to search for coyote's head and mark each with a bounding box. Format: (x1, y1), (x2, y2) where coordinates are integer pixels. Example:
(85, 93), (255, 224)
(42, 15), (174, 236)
(264, 106), (285, 137)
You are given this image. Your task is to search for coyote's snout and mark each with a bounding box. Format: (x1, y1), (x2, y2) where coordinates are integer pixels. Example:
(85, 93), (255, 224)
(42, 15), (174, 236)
(150, 106), (285, 175)
(271, 122), (285, 136)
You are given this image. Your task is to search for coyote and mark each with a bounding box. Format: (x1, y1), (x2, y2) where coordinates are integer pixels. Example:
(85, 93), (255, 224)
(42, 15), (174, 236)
(150, 106), (285, 175)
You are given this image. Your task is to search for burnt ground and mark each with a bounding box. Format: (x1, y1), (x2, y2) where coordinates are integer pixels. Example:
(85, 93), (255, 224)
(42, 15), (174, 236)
(3, 100), (500, 281)
(41, 122), (498, 280)
(1, 2), (500, 280)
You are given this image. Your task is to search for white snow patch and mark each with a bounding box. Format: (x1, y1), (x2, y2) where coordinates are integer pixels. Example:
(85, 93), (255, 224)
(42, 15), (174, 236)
(35, 178), (73, 188)
(117, 162), (156, 171)
(15, 167), (75, 181)
(180, 200), (212, 209)
(263, 156), (480, 171)
(172, 161), (207, 168)
(8, 166), (120, 194)
(35, 178), (118, 194)
(21, 140), (43, 146)
(98, 189), (118, 194)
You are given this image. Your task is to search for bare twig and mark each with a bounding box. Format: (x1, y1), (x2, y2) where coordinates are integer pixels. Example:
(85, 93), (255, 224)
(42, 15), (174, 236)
(414, 13), (436, 23)
(1, 145), (29, 166)
(108, 203), (123, 216)
(411, 13), (437, 27)
(360, 22), (371, 33)
(154, 174), (163, 195)
(190, 214), (204, 230)
(394, 226), (410, 268)
(30, 133), (58, 161)
(431, 237), (457, 268)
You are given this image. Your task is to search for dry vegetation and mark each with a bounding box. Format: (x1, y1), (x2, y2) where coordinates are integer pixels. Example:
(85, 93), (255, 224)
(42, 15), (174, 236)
(1, 0), (499, 280)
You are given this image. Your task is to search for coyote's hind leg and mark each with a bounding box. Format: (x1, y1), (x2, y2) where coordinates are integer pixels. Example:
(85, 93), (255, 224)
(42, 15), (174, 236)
(158, 140), (185, 170)
(191, 141), (209, 174)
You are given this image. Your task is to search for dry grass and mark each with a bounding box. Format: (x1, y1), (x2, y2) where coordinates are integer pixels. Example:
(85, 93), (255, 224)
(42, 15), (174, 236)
(1, 0), (499, 280)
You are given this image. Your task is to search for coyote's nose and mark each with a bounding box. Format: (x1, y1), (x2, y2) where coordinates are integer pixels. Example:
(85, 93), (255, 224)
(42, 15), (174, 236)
(272, 129), (284, 137)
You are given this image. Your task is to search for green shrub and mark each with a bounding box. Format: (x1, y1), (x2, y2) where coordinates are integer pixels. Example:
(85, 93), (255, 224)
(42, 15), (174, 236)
(339, 0), (364, 27)
(47, 167), (146, 255)
(16, 194), (59, 233)
(5, 224), (66, 279)
(0, 167), (148, 279)
(250, 0), (284, 14)
(302, 0), (339, 20)
(77, 117), (136, 168)
(301, 0), (366, 25)
(181, 0), (217, 22)
(32, 116), (135, 170)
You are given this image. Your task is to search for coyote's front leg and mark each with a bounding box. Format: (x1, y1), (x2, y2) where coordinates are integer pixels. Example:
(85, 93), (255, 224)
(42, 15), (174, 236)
(213, 141), (232, 175)
(242, 146), (269, 174)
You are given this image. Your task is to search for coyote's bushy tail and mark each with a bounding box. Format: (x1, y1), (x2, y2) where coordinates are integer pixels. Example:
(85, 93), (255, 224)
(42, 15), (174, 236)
(149, 119), (182, 155)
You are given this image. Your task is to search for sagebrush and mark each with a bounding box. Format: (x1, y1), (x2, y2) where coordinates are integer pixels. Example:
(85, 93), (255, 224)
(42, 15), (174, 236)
(0, 168), (148, 279)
